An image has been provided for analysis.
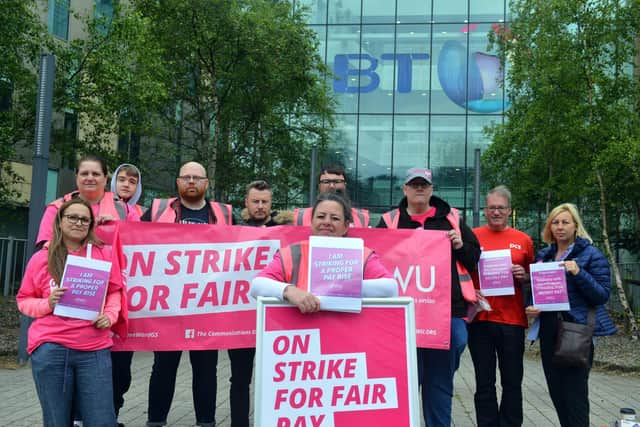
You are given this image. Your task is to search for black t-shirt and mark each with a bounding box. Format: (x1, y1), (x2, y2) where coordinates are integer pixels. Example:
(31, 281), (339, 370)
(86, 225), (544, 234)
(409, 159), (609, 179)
(179, 205), (210, 224)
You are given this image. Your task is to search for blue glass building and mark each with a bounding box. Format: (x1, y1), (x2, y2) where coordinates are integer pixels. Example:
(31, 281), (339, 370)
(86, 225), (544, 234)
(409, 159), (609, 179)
(292, 0), (510, 215)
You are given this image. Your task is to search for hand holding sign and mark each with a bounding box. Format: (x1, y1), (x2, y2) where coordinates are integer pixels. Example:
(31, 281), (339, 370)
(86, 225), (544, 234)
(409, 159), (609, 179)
(48, 287), (67, 309)
(284, 285), (321, 314)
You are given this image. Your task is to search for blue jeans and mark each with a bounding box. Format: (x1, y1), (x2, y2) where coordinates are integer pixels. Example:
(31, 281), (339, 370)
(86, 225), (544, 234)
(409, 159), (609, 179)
(31, 342), (116, 427)
(418, 317), (468, 427)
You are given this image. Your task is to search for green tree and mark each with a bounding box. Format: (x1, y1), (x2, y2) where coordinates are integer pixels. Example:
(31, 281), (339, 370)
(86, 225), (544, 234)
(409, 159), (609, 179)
(483, 0), (640, 335)
(133, 0), (335, 206)
(0, 0), (55, 204)
(53, 2), (170, 169)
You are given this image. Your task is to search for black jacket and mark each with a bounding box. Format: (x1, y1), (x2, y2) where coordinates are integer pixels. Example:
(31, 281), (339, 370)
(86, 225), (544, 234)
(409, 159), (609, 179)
(377, 195), (481, 317)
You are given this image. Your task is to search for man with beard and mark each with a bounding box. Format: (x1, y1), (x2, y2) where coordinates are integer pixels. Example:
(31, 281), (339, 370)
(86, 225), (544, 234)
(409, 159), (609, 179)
(240, 180), (293, 227)
(141, 161), (233, 427)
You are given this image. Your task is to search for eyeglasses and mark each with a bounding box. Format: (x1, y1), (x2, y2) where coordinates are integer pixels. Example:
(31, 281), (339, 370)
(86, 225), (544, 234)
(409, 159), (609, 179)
(63, 214), (91, 226)
(407, 182), (430, 189)
(178, 175), (208, 183)
(319, 179), (345, 185)
(486, 206), (509, 212)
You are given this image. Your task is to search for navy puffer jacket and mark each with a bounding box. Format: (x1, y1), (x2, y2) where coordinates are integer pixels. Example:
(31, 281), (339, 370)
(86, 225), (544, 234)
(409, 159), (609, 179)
(536, 237), (617, 336)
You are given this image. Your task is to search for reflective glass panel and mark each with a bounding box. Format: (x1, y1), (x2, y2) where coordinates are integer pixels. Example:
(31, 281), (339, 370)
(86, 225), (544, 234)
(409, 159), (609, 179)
(433, 0), (468, 22)
(359, 25), (396, 114)
(328, 0), (361, 24)
(429, 115), (466, 208)
(327, 25), (361, 113)
(356, 115), (393, 208)
(397, 0), (431, 23)
(394, 24), (431, 114)
(363, 0), (395, 24)
(392, 115), (429, 205)
(295, 0), (328, 24)
(470, 0), (505, 22)
(431, 23), (469, 114)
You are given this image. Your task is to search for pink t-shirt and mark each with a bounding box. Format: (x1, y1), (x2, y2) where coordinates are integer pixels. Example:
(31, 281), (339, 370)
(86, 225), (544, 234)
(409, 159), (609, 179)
(16, 246), (124, 354)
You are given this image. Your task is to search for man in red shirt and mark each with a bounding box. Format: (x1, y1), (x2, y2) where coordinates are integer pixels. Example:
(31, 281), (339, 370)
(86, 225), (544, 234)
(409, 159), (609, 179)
(469, 185), (534, 427)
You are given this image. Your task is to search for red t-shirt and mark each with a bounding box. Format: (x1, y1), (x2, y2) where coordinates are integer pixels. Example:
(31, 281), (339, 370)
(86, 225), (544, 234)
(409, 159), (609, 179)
(472, 225), (534, 327)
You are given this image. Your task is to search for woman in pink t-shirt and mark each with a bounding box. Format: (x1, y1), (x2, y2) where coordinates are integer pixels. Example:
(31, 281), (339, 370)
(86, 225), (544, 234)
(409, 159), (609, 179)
(17, 198), (126, 427)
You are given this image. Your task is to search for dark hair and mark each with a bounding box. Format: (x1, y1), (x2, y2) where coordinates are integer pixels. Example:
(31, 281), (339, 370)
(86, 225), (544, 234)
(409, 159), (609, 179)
(311, 192), (353, 223)
(76, 154), (108, 176)
(319, 164), (346, 180)
(245, 180), (271, 195)
(116, 164), (140, 179)
(48, 199), (103, 284)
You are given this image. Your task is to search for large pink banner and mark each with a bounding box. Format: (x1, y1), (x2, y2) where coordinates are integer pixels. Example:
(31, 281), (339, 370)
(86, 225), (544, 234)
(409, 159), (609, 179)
(112, 223), (451, 350)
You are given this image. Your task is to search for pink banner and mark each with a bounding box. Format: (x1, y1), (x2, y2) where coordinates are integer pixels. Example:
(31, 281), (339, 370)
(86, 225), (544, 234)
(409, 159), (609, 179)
(256, 302), (418, 426)
(112, 223), (451, 351)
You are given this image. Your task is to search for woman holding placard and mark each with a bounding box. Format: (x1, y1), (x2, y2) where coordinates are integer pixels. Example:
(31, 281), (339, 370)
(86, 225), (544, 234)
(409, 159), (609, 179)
(525, 203), (616, 427)
(17, 199), (126, 427)
(250, 192), (397, 313)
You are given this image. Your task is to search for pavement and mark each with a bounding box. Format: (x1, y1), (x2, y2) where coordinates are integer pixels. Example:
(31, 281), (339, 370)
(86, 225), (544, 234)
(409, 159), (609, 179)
(1, 350), (638, 427)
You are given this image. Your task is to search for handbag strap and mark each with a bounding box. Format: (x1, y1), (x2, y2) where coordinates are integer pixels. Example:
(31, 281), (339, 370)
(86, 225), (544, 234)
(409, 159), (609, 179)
(557, 307), (596, 330)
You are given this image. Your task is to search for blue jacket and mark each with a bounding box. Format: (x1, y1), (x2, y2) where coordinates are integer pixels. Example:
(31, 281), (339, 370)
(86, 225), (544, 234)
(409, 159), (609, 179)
(536, 237), (617, 336)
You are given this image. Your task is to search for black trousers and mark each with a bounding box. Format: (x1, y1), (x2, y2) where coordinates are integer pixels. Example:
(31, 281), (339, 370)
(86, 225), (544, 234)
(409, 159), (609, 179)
(228, 348), (256, 427)
(467, 321), (525, 427)
(147, 350), (218, 425)
(111, 350), (134, 417)
(539, 312), (593, 427)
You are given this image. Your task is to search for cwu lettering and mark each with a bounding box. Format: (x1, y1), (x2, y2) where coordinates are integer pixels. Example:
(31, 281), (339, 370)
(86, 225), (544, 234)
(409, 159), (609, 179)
(333, 53), (430, 93)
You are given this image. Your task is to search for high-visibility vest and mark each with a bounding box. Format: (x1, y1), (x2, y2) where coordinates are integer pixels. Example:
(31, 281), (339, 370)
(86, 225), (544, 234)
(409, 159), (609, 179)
(380, 207), (477, 303)
(280, 241), (374, 291)
(50, 191), (128, 220)
(292, 207), (370, 228)
(150, 197), (232, 225)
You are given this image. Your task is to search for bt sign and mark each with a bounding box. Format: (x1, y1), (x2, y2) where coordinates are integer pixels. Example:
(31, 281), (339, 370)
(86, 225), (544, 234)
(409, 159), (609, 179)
(333, 53), (430, 94)
(332, 44), (509, 113)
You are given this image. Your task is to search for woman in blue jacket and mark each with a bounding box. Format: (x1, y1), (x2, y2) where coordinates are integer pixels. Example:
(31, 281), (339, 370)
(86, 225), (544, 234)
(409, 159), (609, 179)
(526, 203), (616, 427)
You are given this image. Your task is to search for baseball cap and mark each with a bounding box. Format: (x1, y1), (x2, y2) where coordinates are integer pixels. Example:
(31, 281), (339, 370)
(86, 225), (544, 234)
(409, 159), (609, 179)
(404, 167), (433, 185)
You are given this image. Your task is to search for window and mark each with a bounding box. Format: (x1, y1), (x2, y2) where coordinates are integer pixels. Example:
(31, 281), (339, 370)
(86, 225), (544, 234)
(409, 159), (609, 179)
(48, 0), (70, 40)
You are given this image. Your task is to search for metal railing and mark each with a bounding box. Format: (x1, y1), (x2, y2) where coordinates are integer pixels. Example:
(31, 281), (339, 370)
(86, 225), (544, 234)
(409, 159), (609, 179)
(1, 236), (28, 296)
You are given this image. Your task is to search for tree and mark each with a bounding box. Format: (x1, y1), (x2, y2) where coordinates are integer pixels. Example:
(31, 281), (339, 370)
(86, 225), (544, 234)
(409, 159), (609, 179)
(483, 0), (640, 336)
(133, 0), (335, 206)
(0, 0), (55, 204)
(53, 2), (170, 170)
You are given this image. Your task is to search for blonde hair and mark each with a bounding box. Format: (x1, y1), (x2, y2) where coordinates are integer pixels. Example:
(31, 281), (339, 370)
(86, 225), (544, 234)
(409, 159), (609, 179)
(542, 203), (592, 244)
(48, 199), (103, 284)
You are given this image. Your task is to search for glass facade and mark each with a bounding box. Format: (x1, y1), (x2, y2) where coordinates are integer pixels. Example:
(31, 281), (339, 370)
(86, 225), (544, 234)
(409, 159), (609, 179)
(293, 0), (509, 215)
(48, 0), (70, 40)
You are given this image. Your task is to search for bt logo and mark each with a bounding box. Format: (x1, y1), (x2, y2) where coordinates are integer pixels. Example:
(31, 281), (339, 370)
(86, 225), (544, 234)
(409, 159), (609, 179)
(333, 53), (430, 94)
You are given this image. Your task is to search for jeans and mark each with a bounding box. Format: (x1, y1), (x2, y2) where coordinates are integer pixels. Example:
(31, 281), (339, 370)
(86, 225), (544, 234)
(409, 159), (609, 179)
(31, 342), (116, 427)
(539, 312), (593, 427)
(418, 317), (468, 427)
(147, 350), (218, 426)
(228, 348), (256, 427)
(467, 321), (525, 427)
(111, 350), (134, 417)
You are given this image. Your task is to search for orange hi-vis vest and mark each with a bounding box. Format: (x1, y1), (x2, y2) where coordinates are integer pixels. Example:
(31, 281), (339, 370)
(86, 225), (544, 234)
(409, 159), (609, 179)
(50, 191), (127, 220)
(150, 197), (233, 225)
(292, 207), (370, 228)
(280, 241), (373, 291)
(380, 207), (477, 303)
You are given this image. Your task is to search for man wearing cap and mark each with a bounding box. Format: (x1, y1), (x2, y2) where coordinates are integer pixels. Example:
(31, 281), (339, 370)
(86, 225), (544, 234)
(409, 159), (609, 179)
(292, 164), (369, 227)
(377, 167), (481, 427)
